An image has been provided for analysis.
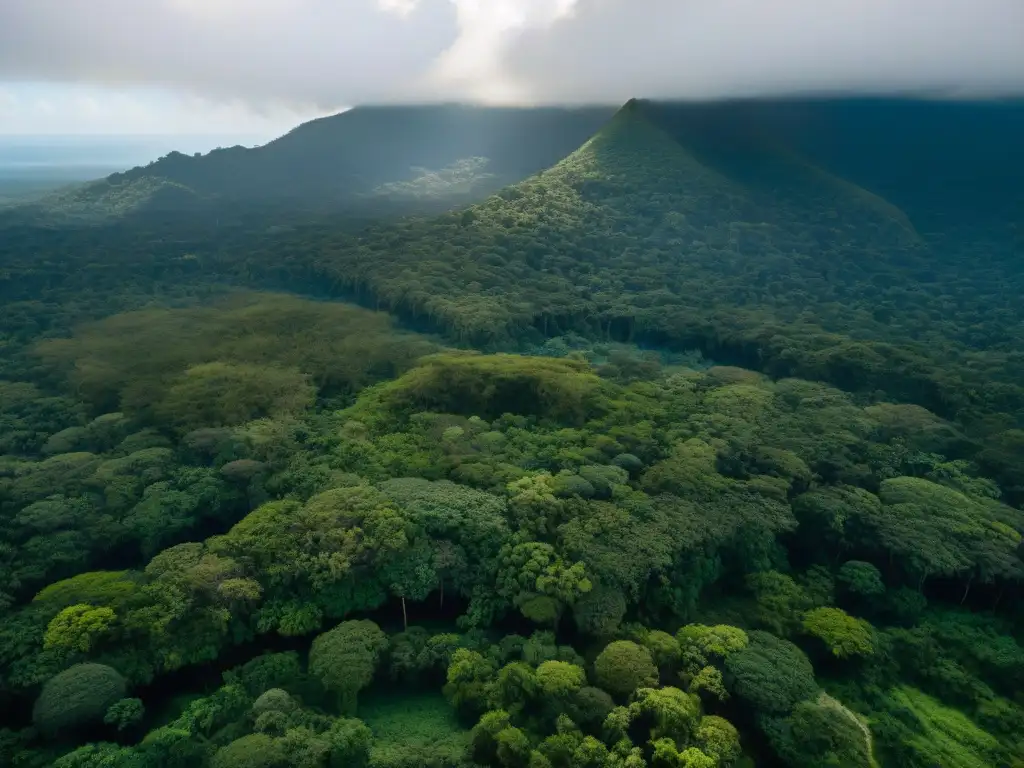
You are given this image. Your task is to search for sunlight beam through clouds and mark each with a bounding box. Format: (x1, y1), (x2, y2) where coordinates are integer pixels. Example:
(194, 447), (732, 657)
(428, 0), (580, 102)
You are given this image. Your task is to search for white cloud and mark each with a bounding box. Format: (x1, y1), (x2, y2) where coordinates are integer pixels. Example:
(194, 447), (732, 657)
(506, 0), (1024, 102)
(429, 0), (580, 101)
(377, 0), (422, 18)
(0, 0), (1021, 133)
(0, 82), (322, 135)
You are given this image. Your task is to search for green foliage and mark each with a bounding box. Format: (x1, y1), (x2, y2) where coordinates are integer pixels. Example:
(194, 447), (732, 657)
(536, 661), (587, 699)
(51, 742), (142, 768)
(572, 588), (627, 638)
(869, 477), (1024, 585)
(36, 293), (436, 428)
(763, 695), (873, 768)
(250, 689), (298, 717)
(309, 620), (388, 715)
(569, 688), (615, 733)
(470, 710), (513, 766)
(694, 716), (741, 765)
(360, 691), (469, 768)
(211, 733), (287, 768)
(593, 641), (658, 699)
(724, 631), (818, 715)
(43, 604), (117, 653)
(103, 698), (145, 731)
(225, 652), (304, 697)
(836, 561), (886, 597)
(33, 663), (128, 738)
(4, 122), (1024, 768)
(746, 571), (817, 637)
(677, 625), (749, 676)
(688, 667), (728, 704)
(348, 353), (611, 427)
(877, 686), (1008, 768)
(444, 649), (497, 720)
(628, 686), (702, 746)
(802, 608), (875, 659)
(155, 362), (315, 434)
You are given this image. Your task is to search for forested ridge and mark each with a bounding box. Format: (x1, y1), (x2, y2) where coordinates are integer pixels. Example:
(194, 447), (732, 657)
(1, 98), (1023, 768)
(1, 105), (616, 225)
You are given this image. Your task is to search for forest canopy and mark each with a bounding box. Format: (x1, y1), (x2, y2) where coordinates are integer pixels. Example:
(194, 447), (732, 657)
(1, 99), (1022, 768)
(3, 302), (1022, 766)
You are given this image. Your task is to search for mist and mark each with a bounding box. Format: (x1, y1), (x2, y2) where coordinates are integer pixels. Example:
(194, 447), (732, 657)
(0, 0), (1021, 111)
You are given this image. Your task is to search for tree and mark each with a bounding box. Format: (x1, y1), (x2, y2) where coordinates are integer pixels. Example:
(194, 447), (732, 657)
(640, 630), (680, 679)
(677, 624), (748, 676)
(802, 608), (875, 659)
(491, 662), (540, 716)
(308, 620), (387, 715)
(572, 586), (627, 637)
(628, 686), (702, 746)
(746, 571), (815, 637)
(156, 362), (315, 434)
(836, 561), (885, 598)
(688, 667), (728, 703)
(471, 710), (513, 766)
(570, 687), (615, 733)
(537, 660), (587, 699)
(52, 743), (141, 768)
(33, 663), (128, 738)
(32, 570), (139, 608)
(593, 641), (658, 699)
(322, 717), (373, 768)
(497, 726), (533, 768)
(651, 740), (716, 768)
(695, 715), (741, 764)
(44, 603), (117, 653)
(497, 541), (592, 629)
(227, 652), (303, 697)
(724, 632), (818, 715)
(211, 733), (287, 768)
(763, 696), (873, 768)
(104, 698), (145, 731)
(250, 688), (298, 717)
(871, 477), (1024, 590)
(444, 648), (497, 718)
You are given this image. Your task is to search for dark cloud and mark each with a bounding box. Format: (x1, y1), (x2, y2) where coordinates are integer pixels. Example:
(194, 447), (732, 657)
(0, 0), (1021, 109)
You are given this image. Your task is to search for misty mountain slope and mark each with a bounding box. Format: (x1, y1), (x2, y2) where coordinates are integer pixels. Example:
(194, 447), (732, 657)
(231, 98), (1023, 424)
(643, 98), (1024, 245)
(275, 99), (924, 342)
(8, 104), (617, 224)
(19, 176), (204, 222)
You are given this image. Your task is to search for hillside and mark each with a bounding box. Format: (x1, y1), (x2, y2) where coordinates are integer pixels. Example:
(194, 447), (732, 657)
(223, 98), (1023, 438)
(2, 98), (1023, 468)
(6, 104), (616, 224)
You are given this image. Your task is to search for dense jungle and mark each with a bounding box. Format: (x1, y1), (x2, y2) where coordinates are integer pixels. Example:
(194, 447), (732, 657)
(0, 98), (1022, 768)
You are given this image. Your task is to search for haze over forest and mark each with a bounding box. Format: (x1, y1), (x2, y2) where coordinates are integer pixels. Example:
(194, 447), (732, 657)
(1, 4), (1023, 768)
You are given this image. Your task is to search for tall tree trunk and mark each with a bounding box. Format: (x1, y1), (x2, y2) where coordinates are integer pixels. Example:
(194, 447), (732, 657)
(401, 596), (408, 631)
(960, 574), (973, 605)
(439, 579), (444, 611)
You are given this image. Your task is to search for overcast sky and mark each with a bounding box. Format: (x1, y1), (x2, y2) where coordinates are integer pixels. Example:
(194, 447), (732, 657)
(1, 0), (1022, 136)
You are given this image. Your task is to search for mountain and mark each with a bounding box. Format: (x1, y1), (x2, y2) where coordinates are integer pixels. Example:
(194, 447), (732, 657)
(3, 97), (1023, 437)
(6, 104), (617, 224)
(225, 97), (1024, 430)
